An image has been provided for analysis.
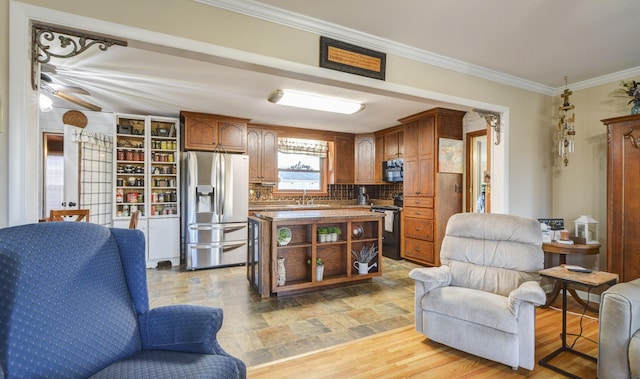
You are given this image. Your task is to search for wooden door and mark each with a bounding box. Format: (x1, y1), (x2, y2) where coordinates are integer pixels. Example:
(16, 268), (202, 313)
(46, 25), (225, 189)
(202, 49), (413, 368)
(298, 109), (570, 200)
(465, 129), (489, 213)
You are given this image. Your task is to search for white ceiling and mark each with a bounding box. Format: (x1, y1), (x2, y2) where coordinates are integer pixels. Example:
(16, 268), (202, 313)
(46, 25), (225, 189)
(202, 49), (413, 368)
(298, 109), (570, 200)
(43, 0), (640, 134)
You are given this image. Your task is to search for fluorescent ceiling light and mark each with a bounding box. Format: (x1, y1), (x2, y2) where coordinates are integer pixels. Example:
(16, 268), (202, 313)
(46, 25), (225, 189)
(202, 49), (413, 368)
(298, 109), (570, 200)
(268, 90), (364, 115)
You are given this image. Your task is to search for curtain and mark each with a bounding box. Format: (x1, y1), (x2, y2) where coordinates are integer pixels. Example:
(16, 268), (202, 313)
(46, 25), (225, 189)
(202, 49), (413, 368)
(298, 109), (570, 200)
(277, 137), (328, 157)
(73, 130), (113, 226)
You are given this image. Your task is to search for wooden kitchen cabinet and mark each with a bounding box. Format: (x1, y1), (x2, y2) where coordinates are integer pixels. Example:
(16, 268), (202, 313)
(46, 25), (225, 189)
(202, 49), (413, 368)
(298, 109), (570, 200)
(332, 135), (355, 184)
(355, 134), (375, 184)
(247, 127), (278, 184)
(384, 128), (404, 159)
(602, 114), (640, 282)
(400, 108), (465, 266)
(374, 134), (384, 183)
(180, 111), (249, 153)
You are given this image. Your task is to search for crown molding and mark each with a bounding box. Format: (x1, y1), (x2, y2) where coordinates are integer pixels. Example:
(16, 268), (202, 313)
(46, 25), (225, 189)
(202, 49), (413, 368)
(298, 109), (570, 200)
(195, 0), (556, 94)
(552, 66), (640, 95)
(196, 0), (640, 97)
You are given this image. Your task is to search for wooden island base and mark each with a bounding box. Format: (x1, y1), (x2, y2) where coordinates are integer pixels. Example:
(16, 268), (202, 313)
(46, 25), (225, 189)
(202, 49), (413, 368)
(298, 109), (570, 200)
(253, 209), (384, 298)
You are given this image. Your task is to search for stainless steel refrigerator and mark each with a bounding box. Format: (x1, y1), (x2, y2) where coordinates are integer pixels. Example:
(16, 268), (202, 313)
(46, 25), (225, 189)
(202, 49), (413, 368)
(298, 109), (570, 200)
(183, 151), (249, 270)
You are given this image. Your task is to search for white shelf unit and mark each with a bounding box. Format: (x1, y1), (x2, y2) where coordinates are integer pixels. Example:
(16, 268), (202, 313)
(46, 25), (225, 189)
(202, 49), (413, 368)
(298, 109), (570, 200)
(113, 114), (181, 268)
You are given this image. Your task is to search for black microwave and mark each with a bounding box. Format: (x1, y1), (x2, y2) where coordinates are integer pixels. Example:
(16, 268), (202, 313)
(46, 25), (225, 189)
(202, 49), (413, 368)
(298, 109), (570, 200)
(382, 159), (404, 182)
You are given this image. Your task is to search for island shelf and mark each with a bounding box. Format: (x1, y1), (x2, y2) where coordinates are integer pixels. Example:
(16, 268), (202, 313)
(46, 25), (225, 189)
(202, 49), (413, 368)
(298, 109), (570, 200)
(253, 209), (384, 297)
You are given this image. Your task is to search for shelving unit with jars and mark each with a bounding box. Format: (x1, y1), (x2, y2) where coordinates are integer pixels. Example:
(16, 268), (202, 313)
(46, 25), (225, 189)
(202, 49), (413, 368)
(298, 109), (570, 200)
(114, 117), (146, 218)
(113, 114), (180, 268)
(268, 214), (382, 297)
(149, 120), (179, 218)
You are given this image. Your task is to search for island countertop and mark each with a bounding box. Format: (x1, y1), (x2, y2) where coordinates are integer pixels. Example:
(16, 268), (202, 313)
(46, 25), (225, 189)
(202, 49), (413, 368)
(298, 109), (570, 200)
(253, 209), (383, 222)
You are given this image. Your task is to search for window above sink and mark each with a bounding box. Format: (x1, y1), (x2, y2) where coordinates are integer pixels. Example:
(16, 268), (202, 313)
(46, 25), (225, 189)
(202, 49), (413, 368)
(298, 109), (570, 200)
(274, 138), (328, 195)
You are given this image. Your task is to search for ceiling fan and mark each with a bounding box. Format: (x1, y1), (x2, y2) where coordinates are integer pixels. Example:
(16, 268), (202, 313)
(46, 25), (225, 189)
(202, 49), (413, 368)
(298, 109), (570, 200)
(39, 64), (102, 112)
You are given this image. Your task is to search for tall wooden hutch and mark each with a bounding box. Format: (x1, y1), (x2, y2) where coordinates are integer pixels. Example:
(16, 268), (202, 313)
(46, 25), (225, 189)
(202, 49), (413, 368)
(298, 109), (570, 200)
(603, 114), (640, 282)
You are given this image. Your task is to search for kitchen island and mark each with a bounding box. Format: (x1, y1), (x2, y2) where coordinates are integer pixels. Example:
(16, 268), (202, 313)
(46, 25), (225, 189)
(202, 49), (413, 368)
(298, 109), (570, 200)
(252, 209), (384, 297)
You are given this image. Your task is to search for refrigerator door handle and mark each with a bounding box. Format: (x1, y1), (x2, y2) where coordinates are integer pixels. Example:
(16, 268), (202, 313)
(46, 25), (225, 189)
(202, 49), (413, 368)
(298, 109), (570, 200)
(222, 242), (245, 252)
(188, 222), (247, 231)
(219, 154), (225, 218)
(188, 241), (246, 252)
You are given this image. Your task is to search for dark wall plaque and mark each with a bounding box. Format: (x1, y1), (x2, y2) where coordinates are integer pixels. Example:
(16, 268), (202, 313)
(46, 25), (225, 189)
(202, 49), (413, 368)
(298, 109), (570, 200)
(319, 36), (386, 80)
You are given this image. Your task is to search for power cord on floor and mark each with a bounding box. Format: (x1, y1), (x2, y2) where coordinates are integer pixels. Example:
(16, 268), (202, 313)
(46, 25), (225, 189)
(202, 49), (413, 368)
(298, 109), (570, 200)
(548, 287), (599, 346)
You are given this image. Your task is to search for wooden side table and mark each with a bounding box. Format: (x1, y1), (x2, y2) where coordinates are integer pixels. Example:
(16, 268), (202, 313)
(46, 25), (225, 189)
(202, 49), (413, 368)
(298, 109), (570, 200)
(538, 266), (618, 378)
(542, 241), (600, 310)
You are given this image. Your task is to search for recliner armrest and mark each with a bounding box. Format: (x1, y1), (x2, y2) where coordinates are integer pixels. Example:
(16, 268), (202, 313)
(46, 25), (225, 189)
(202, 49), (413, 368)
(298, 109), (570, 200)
(139, 305), (229, 355)
(507, 281), (546, 317)
(409, 266), (451, 292)
(598, 279), (640, 379)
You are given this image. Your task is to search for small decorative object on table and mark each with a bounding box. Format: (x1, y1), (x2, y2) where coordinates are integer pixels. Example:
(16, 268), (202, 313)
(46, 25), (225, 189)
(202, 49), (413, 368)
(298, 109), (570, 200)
(574, 215), (599, 244)
(352, 244), (378, 274)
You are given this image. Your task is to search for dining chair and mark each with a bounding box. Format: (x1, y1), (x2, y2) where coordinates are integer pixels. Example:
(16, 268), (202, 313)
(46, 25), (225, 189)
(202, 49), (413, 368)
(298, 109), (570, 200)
(129, 210), (141, 229)
(49, 209), (90, 222)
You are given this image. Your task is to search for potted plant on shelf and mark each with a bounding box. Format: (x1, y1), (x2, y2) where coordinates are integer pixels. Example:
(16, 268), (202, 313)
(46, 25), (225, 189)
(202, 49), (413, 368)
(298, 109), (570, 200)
(329, 226), (341, 242)
(307, 258), (324, 281)
(317, 227), (329, 243)
(351, 244), (378, 275)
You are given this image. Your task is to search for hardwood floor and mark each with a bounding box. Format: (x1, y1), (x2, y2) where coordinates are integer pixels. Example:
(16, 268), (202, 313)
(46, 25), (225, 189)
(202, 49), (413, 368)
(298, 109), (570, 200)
(249, 305), (601, 378)
(147, 260), (602, 377)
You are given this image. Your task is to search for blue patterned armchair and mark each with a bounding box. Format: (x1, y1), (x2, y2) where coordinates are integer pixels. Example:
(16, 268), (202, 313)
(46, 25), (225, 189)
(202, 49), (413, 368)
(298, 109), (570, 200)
(0, 222), (246, 378)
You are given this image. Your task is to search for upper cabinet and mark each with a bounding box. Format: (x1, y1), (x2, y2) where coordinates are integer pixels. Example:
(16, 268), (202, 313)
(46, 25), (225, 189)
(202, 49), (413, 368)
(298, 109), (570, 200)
(355, 134), (375, 184)
(332, 135), (355, 184)
(180, 111), (249, 153)
(384, 128), (404, 160)
(247, 127), (278, 184)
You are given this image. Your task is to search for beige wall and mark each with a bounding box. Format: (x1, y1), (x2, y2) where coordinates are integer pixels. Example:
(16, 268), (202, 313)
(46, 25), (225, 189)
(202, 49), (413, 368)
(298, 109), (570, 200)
(2, 0), (635, 269)
(551, 80), (639, 270)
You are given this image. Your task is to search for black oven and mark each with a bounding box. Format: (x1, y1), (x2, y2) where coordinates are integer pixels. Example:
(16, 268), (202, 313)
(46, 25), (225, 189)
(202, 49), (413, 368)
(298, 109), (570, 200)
(371, 205), (402, 260)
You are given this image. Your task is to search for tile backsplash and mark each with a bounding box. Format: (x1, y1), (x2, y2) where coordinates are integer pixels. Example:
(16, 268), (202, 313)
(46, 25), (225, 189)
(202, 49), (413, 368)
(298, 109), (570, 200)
(249, 183), (403, 202)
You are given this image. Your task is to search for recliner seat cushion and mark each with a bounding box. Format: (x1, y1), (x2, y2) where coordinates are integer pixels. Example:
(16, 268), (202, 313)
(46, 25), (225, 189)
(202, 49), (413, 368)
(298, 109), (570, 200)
(422, 286), (518, 334)
(89, 350), (245, 379)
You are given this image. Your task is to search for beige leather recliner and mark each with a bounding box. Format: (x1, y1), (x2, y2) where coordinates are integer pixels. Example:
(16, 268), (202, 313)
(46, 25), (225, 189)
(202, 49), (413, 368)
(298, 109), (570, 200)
(598, 278), (640, 379)
(409, 213), (546, 370)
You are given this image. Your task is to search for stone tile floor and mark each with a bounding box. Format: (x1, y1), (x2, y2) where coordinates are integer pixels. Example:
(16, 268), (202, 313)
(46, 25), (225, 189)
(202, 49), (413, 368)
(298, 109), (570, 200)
(147, 257), (422, 367)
